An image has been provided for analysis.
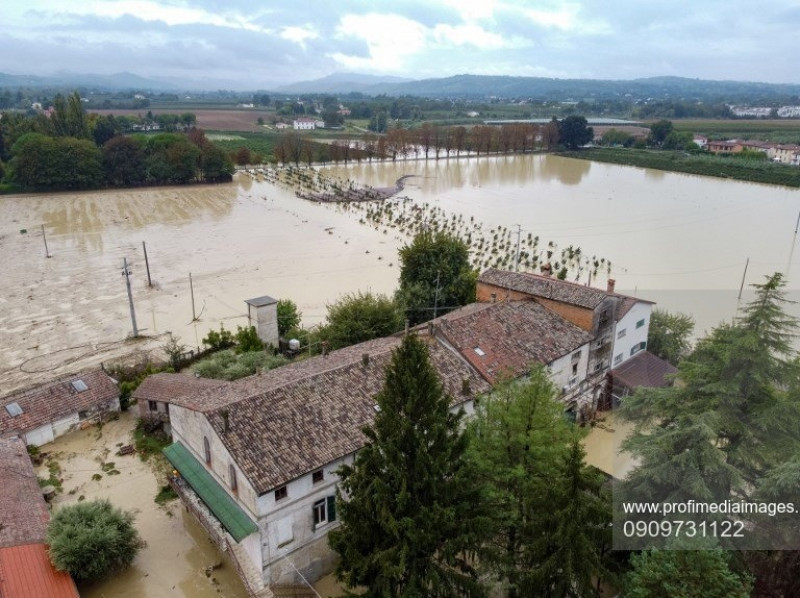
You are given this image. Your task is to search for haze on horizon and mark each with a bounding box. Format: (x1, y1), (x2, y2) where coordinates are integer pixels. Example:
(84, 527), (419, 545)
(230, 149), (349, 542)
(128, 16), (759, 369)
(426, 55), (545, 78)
(2, 0), (798, 90)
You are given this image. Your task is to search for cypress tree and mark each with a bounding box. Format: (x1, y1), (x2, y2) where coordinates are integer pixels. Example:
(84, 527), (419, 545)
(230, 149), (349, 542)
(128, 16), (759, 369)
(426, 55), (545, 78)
(329, 334), (485, 598)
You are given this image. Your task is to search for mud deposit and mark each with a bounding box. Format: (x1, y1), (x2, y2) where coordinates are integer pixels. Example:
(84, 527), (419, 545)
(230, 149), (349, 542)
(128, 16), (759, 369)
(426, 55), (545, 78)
(37, 411), (249, 597)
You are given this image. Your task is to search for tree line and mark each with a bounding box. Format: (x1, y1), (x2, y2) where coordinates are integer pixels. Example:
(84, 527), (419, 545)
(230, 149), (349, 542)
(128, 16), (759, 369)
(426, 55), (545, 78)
(0, 91), (232, 191)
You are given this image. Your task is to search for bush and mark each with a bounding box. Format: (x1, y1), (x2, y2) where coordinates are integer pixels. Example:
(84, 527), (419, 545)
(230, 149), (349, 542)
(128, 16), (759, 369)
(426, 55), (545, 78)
(47, 499), (144, 582)
(277, 299), (302, 337)
(193, 348), (288, 380)
(202, 324), (234, 351)
(235, 325), (263, 353)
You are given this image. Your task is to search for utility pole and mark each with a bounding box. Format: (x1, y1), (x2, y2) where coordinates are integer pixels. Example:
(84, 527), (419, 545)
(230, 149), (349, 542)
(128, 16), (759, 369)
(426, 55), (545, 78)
(122, 257), (138, 337)
(142, 241), (152, 287)
(786, 211), (800, 275)
(189, 272), (197, 321)
(513, 224), (522, 272)
(41, 225), (51, 258)
(432, 270), (441, 320)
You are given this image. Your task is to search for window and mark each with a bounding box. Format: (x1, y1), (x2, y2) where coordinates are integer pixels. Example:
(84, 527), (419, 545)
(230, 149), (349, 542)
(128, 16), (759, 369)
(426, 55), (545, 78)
(473, 347), (486, 357)
(617, 328), (626, 339)
(571, 350), (581, 361)
(203, 437), (211, 465)
(313, 496), (337, 528)
(636, 318), (646, 329)
(275, 486), (288, 501)
(572, 362), (578, 376)
(148, 400), (158, 412)
(630, 341), (647, 356)
(312, 470), (324, 484)
(4, 402), (22, 417)
(78, 410), (89, 420)
(229, 464), (238, 492)
(165, 403), (169, 415)
(614, 353), (623, 366)
(71, 379), (88, 392)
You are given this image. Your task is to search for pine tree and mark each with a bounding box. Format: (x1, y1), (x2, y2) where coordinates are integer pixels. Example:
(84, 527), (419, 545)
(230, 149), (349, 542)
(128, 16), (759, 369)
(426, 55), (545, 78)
(618, 273), (800, 553)
(468, 366), (612, 597)
(329, 334), (485, 598)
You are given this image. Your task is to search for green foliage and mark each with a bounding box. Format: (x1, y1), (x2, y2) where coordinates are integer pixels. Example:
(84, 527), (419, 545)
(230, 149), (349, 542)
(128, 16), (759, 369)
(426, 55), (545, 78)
(277, 299), (302, 337)
(162, 333), (187, 370)
(9, 132), (103, 190)
(202, 324), (235, 351)
(618, 274), (800, 551)
(600, 128), (635, 147)
(323, 291), (404, 350)
(648, 119), (674, 146)
(47, 499), (143, 583)
(468, 367), (613, 596)
(558, 115), (593, 149)
(192, 348), (288, 380)
(133, 418), (172, 461)
(647, 309), (695, 365)
(329, 335), (485, 597)
(234, 325), (264, 352)
(155, 485), (179, 505)
(623, 545), (751, 598)
(560, 147), (800, 188)
(396, 231), (477, 325)
(102, 135), (147, 186)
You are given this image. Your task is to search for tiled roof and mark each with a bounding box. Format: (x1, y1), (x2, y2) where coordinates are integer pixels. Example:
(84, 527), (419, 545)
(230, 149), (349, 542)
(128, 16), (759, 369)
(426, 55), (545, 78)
(132, 373), (225, 404)
(202, 334), (490, 495)
(0, 370), (118, 436)
(0, 437), (49, 548)
(435, 301), (593, 383)
(611, 351), (677, 390)
(479, 268), (609, 309)
(0, 544), (80, 598)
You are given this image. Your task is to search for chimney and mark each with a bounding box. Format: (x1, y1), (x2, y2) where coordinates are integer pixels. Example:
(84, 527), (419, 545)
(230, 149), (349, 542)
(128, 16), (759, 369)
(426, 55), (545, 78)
(607, 278), (616, 294)
(540, 263), (552, 277)
(490, 293), (497, 303)
(362, 353), (370, 367)
(221, 409), (230, 433)
(427, 321), (435, 336)
(321, 341), (328, 358)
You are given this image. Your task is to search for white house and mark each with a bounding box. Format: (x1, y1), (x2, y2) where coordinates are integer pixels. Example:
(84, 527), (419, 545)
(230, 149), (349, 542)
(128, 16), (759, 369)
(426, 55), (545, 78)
(292, 118), (316, 130)
(153, 268), (659, 592)
(0, 370), (120, 447)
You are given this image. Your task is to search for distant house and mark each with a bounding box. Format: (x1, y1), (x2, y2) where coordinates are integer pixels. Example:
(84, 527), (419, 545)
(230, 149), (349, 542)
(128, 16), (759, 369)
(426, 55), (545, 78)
(275, 122), (290, 129)
(706, 140), (741, 154)
(292, 118), (316, 130)
(769, 144), (800, 165)
(0, 370), (120, 446)
(0, 437), (81, 597)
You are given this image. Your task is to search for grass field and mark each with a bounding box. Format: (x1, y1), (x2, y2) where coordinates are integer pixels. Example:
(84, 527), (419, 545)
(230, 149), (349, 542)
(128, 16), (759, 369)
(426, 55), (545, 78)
(672, 119), (800, 144)
(560, 147), (800, 188)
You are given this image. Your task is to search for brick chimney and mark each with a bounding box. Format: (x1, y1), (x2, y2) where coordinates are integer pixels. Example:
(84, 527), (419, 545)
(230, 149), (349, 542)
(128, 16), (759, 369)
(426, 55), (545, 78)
(540, 263), (553, 277)
(607, 278), (616, 294)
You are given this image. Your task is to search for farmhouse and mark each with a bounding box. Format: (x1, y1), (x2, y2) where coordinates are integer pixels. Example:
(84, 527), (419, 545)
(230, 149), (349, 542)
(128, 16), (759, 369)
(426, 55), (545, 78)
(0, 437), (80, 597)
(148, 268), (657, 593)
(0, 370), (120, 447)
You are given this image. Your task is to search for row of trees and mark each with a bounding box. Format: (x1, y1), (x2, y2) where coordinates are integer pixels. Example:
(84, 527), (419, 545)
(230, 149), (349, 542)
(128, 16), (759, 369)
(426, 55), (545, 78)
(8, 128), (233, 190)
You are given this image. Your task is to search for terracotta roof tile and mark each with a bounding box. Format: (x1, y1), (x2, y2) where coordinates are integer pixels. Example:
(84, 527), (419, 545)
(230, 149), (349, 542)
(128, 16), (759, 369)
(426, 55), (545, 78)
(0, 370), (118, 436)
(479, 268), (609, 309)
(132, 373), (225, 404)
(0, 544), (80, 598)
(202, 334), (490, 495)
(0, 437), (50, 548)
(435, 301), (592, 383)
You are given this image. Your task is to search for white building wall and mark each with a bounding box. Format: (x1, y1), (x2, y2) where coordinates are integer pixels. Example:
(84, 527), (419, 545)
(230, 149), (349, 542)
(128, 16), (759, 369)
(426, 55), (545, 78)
(25, 424), (55, 447)
(547, 342), (591, 394)
(169, 405), (263, 572)
(611, 302), (652, 367)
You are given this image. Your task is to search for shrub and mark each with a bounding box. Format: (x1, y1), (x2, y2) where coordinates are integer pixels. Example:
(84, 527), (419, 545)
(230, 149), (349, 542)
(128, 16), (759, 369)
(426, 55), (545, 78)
(47, 499), (144, 582)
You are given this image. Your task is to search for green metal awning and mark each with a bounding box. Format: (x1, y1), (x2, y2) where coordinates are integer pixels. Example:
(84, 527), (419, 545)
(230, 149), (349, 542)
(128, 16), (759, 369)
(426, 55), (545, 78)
(163, 442), (258, 542)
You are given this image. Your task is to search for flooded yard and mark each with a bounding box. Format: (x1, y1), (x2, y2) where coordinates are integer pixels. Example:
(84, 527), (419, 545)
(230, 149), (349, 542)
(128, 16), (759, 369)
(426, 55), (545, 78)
(36, 410), (249, 598)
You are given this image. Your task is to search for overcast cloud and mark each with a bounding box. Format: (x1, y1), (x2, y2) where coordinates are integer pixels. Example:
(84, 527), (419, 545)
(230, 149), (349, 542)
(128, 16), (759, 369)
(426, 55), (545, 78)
(1, 0), (797, 89)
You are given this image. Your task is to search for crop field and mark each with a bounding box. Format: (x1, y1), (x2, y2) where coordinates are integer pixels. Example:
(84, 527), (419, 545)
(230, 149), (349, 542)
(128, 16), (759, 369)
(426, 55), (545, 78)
(673, 119), (800, 143)
(90, 108), (273, 132)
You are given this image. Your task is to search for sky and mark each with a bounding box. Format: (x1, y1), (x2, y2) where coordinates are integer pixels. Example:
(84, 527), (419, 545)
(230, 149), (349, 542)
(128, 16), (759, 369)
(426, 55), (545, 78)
(2, 0), (799, 89)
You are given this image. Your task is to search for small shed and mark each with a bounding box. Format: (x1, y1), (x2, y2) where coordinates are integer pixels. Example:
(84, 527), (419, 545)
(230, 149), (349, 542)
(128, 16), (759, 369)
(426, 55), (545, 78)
(245, 295), (279, 348)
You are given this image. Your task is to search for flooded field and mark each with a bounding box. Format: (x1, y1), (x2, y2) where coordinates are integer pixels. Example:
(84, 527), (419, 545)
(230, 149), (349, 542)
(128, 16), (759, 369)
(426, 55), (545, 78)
(37, 411), (248, 598)
(3, 153), (799, 390)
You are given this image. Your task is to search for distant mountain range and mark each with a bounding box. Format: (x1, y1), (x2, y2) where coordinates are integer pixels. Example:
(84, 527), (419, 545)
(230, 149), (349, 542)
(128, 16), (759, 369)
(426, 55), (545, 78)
(2, 70), (800, 102)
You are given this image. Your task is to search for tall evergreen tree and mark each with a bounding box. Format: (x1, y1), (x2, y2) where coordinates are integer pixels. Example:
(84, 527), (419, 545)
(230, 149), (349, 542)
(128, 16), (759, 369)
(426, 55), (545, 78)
(469, 367), (612, 597)
(329, 334), (485, 598)
(618, 273), (800, 551)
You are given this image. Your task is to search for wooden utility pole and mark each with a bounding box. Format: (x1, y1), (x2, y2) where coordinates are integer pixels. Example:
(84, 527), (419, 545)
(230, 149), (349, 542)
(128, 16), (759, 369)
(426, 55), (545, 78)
(142, 241), (152, 287)
(122, 257), (138, 337)
(432, 270), (441, 319)
(189, 272), (197, 321)
(513, 224), (522, 272)
(41, 225), (51, 258)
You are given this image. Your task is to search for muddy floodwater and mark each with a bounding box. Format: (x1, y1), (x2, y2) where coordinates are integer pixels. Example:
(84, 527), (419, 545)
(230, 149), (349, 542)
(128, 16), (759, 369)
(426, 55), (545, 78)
(2, 154), (799, 595)
(37, 411), (249, 598)
(3, 154), (799, 391)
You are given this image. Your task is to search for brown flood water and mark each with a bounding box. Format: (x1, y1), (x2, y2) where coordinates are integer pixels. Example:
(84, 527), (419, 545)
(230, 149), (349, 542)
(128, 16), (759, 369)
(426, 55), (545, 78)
(37, 411), (249, 597)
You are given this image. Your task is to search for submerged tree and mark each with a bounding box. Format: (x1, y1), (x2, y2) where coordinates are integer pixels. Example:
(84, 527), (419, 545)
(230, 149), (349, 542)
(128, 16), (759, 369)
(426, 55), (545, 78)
(396, 230), (477, 325)
(329, 334), (485, 598)
(646, 309), (695, 365)
(47, 499), (143, 582)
